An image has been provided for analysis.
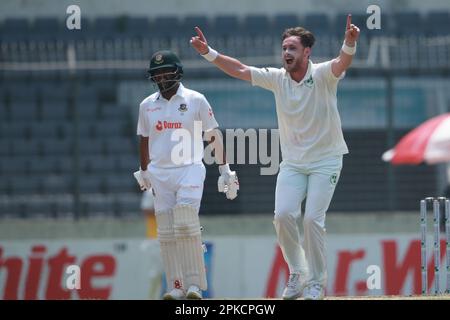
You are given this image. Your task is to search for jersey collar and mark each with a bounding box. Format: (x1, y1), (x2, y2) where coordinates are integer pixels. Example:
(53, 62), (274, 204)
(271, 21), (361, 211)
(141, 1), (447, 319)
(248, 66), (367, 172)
(286, 60), (312, 86)
(152, 83), (186, 102)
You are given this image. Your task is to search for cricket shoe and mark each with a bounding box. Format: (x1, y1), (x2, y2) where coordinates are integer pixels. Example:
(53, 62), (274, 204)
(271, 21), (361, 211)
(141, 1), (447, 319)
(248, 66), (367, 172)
(186, 285), (202, 300)
(282, 273), (306, 300)
(303, 284), (324, 300)
(163, 288), (185, 300)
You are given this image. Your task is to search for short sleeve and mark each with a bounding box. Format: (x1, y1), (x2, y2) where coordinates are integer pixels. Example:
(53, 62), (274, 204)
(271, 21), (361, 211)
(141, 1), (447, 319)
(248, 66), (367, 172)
(314, 60), (345, 85)
(198, 95), (219, 132)
(249, 66), (281, 91)
(137, 103), (150, 137)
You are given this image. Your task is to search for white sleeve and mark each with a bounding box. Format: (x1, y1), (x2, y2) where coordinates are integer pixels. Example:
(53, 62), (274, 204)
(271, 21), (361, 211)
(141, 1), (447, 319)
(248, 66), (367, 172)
(314, 60), (345, 85)
(249, 66), (281, 92)
(137, 103), (150, 137)
(198, 95), (219, 131)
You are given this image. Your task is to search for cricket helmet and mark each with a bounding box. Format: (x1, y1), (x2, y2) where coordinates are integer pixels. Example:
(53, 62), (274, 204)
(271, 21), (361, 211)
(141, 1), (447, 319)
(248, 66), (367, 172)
(147, 50), (183, 80)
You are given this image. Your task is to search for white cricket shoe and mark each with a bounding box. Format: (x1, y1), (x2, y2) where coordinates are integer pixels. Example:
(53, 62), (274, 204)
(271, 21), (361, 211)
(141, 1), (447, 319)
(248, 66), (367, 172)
(163, 288), (185, 300)
(186, 285), (203, 300)
(303, 284), (324, 300)
(282, 273), (305, 300)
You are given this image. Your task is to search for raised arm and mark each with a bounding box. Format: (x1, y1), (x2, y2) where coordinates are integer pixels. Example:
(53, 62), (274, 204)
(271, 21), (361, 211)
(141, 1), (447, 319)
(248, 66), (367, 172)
(190, 26), (252, 82)
(331, 14), (360, 78)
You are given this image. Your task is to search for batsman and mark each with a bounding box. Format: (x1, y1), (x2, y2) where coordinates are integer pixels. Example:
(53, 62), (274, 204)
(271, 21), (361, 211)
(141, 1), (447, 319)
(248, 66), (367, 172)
(191, 15), (359, 299)
(135, 50), (239, 300)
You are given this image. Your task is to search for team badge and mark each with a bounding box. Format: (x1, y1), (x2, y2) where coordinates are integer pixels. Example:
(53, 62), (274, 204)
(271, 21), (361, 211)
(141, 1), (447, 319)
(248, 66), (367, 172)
(178, 103), (188, 112)
(304, 75), (314, 88)
(154, 54), (163, 64)
(330, 173), (338, 185)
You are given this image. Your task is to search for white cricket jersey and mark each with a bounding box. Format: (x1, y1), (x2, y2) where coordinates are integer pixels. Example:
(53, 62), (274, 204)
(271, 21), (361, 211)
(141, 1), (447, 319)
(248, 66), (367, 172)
(250, 60), (349, 164)
(137, 83), (219, 168)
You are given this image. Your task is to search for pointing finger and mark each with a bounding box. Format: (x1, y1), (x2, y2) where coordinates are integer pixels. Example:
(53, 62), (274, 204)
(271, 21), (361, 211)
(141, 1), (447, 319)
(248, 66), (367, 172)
(195, 26), (206, 42)
(346, 14), (352, 31)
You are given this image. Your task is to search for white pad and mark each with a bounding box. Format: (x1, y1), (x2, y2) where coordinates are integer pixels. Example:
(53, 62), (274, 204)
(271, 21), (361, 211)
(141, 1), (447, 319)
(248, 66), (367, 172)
(156, 210), (184, 291)
(173, 205), (207, 290)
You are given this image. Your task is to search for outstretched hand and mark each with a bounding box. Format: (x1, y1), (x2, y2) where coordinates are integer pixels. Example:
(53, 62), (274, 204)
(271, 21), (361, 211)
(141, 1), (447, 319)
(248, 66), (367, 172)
(190, 26), (209, 55)
(344, 14), (360, 45)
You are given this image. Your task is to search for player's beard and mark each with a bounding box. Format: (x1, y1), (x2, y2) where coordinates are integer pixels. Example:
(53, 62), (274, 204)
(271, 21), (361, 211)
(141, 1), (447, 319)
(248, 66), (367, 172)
(283, 53), (303, 73)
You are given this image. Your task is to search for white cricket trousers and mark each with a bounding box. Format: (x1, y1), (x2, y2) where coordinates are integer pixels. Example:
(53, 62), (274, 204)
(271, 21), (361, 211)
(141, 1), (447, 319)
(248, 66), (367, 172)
(273, 155), (343, 287)
(147, 162), (206, 214)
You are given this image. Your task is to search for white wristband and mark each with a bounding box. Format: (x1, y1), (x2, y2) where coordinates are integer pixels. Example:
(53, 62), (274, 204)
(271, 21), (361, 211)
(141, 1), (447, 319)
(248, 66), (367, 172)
(342, 41), (357, 55)
(201, 46), (218, 62)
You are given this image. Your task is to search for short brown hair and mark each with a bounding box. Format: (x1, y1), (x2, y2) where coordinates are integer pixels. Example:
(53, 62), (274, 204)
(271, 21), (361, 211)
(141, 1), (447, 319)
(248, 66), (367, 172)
(282, 27), (315, 48)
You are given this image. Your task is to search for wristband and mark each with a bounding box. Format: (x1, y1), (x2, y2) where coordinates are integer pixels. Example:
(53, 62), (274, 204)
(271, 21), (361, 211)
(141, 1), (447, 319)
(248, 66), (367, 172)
(201, 46), (218, 62)
(219, 163), (231, 175)
(342, 41), (357, 55)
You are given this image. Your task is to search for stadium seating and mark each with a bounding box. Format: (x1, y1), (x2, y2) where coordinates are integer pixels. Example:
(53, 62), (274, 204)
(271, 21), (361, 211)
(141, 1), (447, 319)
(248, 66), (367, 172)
(0, 10), (448, 218)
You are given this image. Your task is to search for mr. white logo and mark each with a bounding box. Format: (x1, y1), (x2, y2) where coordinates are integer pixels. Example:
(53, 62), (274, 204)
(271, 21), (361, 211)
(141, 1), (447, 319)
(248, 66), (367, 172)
(156, 120), (183, 131)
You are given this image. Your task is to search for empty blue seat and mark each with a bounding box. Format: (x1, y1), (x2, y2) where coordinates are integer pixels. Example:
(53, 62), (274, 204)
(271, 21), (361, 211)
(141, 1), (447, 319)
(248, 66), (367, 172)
(153, 16), (181, 38)
(31, 17), (61, 41)
(9, 102), (38, 122)
(27, 200), (53, 215)
(80, 155), (116, 173)
(211, 15), (241, 37)
(104, 137), (135, 154)
(425, 11), (450, 36)
(76, 101), (98, 119)
(29, 157), (58, 174)
(273, 14), (300, 36)
(0, 18), (30, 42)
(42, 175), (71, 194)
(41, 101), (69, 120)
(118, 154), (137, 171)
(302, 14), (331, 36)
(79, 139), (105, 154)
(41, 139), (72, 155)
(242, 15), (271, 36)
(93, 120), (126, 137)
(29, 123), (58, 138)
(1, 156), (30, 175)
(124, 16), (150, 37)
(82, 197), (113, 216)
(393, 12), (423, 36)
(115, 195), (141, 215)
(11, 139), (41, 156)
(181, 15), (209, 36)
(11, 176), (42, 195)
(76, 86), (97, 102)
(58, 123), (94, 139)
(39, 83), (69, 101)
(99, 104), (128, 120)
(79, 175), (105, 194)
(94, 17), (119, 33)
(0, 140), (11, 157)
(1, 123), (30, 140)
(105, 175), (136, 193)
(7, 84), (39, 102)
(0, 102), (9, 123)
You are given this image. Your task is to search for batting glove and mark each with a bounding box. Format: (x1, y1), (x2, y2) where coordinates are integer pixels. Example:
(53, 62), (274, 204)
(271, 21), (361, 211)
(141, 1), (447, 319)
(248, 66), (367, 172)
(218, 164), (239, 200)
(133, 168), (152, 191)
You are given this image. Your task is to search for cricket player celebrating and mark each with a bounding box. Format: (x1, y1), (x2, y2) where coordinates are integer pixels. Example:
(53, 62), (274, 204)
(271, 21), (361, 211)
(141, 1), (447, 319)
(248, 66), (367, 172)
(136, 50), (239, 300)
(191, 15), (359, 300)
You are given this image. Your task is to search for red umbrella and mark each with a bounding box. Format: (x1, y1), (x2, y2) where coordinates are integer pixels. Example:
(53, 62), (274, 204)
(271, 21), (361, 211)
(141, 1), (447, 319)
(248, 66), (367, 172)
(382, 113), (450, 165)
